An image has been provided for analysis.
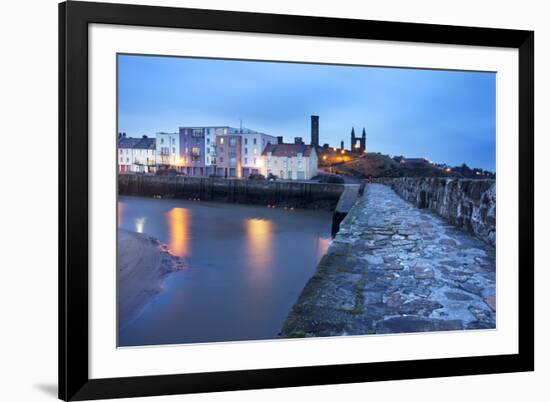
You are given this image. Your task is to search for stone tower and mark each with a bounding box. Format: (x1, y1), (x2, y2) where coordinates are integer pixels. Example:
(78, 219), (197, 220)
(311, 115), (319, 148)
(361, 127), (367, 153)
(350, 127), (356, 151)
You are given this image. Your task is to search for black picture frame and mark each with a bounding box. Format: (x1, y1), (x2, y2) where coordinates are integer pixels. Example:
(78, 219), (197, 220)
(59, 1), (534, 400)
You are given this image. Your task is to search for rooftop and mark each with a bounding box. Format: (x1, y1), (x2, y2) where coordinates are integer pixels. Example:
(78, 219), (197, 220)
(119, 137), (156, 150)
(262, 143), (314, 157)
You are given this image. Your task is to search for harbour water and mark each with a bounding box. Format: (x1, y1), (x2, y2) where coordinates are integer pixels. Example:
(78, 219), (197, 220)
(117, 196), (332, 346)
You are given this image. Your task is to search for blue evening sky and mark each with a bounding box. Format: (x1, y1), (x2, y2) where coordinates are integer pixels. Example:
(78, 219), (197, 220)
(118, 54), (496, 172)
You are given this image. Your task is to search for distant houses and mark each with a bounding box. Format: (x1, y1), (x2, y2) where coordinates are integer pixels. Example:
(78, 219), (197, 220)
(118, 124), (316, 180)
(262, 137), (318, 180)
(118, 134), (156, 173)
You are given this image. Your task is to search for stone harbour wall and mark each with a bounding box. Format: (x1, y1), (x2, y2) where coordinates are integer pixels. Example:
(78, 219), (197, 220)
(382, 178), (496, 246)
(118, 174), (345, 210)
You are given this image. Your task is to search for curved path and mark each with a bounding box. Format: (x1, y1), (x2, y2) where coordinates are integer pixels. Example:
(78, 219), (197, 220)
(282, 183), (496, 337)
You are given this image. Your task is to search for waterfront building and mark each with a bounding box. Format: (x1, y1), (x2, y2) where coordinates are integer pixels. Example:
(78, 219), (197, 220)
(240, 131), (277, 177)
(155, 132), (180, 169)
(215, 134), (242, 178)
(261, 140), (318, 180)
(118, 135), (157, 173)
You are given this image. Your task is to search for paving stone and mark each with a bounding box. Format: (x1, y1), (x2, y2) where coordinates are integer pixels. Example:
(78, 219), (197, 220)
(412, 266), (435, 279)
(280, 184), (496, 338)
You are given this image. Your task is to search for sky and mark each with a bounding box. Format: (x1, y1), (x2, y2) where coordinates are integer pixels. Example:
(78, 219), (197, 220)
(118, 54), (496, 172)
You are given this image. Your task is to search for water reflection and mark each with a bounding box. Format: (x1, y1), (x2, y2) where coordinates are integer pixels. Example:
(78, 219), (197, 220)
(245, 218), (273, 282)
(166, 208), (190, 257)
(135, 217), (146, 233)
(117, 202), (125, 227)
(317, 236), (331, 260)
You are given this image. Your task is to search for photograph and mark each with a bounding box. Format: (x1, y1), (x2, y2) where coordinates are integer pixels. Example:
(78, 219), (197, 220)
(116, 54), (497, 347)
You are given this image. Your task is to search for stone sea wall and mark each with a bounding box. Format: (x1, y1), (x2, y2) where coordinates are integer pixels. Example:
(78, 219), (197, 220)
(118, 174), (345, 210)
(379, 177), (496, 246)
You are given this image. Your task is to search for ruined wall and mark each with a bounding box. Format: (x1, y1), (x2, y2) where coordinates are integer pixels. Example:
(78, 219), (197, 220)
(383, 178), (496, 246)
(118, 174), (344, 210)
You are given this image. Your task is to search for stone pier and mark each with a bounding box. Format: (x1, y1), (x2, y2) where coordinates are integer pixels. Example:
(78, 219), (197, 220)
(281, 183), (496, 337)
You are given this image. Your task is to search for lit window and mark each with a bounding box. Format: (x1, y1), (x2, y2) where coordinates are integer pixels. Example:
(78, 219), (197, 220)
(220, 137), (224, 144)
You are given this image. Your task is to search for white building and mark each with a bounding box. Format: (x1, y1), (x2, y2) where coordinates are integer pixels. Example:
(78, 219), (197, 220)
(118, 135), (157, 173)
(155, 132), (180, 168)
(261, 142), (318, 180)
(240, 131), (277, 177)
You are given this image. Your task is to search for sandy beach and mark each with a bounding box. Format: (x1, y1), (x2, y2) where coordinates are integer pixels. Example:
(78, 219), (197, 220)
(118, 229), (184, 328)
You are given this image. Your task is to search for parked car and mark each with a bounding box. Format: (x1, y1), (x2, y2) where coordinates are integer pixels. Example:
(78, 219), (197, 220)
(248, 173), (266, 180)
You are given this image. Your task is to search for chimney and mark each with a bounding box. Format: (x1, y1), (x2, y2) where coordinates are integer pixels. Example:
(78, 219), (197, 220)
(294, 137), (304, 144)
(310, 115), (319, 148)
(277, 136), (284, 144)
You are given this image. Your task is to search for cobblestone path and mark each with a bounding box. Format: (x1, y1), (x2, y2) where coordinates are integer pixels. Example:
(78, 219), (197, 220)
(281, 183), (496, 337)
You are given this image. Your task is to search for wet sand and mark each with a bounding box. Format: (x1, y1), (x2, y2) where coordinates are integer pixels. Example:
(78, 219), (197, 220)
(117, 229), (183, 328)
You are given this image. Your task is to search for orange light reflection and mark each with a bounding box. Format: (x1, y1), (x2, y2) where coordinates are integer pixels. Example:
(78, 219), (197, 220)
(317, 236), (331, 260)
(117, 202), (125, 227)
(245, 218), (273, 281)
(166, 208), (191, 257)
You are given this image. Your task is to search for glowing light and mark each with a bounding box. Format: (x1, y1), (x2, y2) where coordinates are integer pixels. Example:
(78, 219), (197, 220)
(166, 208), (190, 257)
(341, 149), (345, 155)
(245, 218), (273, 281)
(135, 217), (146, 233)
(322, 155), (327, 160)
(354, 143), (359, 149)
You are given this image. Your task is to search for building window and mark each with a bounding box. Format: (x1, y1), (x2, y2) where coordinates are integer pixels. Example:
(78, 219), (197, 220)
(172, 147), (175, 153)
(161, 139), (164, 144)
(253, 148), (257, 155)
(207, 138), (210, 144)
(220, 156), (224, 163)
(245, 157), (248, 164)
(245, 148), (248, 154)
(229, 138), (237, 147)
(253, 138), (257, 145)
(119, 149), (122, 155)
(172, 138), (175, 144)
(244, 138), (248, 145)
(220, 137), (224, 144)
